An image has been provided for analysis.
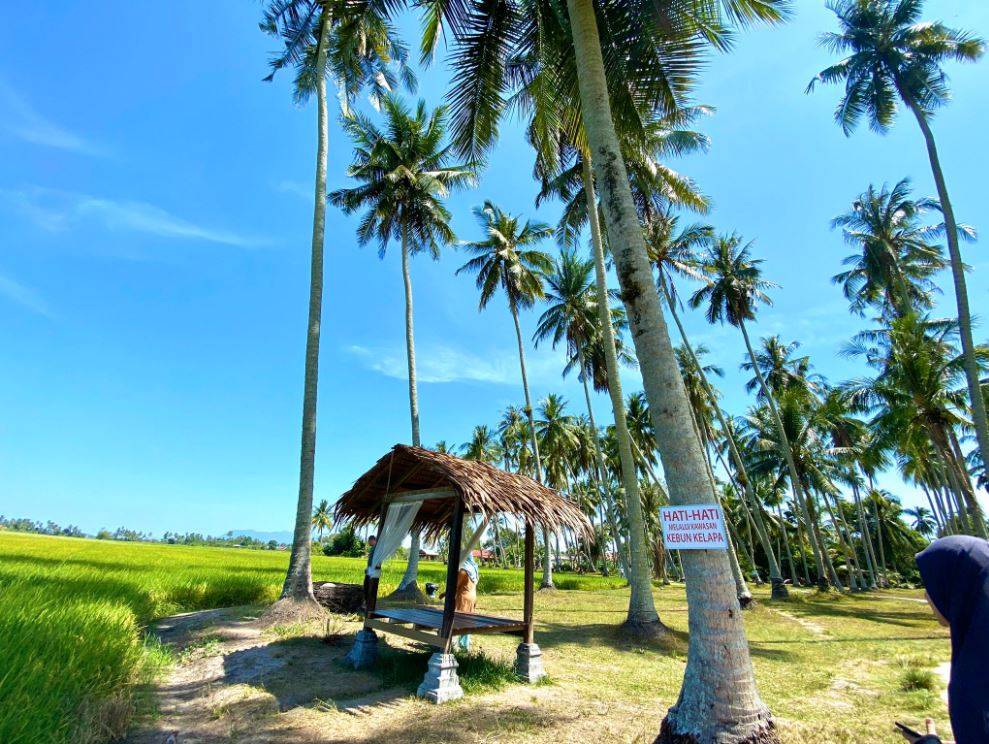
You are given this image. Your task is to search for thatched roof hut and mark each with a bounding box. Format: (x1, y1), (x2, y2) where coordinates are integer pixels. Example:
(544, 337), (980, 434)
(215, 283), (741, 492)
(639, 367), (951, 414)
(338, 445), (587, 695)
(334, 444), (592, 540)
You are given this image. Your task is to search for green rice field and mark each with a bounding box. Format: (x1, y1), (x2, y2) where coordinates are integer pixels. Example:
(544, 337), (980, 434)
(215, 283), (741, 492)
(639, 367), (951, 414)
(0, 532), (622, 743)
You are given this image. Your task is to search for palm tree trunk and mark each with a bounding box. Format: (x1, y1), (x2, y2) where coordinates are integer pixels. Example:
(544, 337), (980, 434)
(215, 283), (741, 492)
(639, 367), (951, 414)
(870, 495), (888, 587)
(809, 490), (845, 590)
(851, 482), (878, 590)
(932, 423), (987, 538)
(820, 491), (865, 592)
(280, 8), (331, 605)
(696, 424), (752, 605)
(739, 319), (830, 591)
(395, 225), (425, 597)
(581, 364), (629, 577)
(663, 275), (786, 596)
(581, 158), (661, 630)
(401, 227), (421, 446)
(900, 89), (989, 481)
(795, 511), (811, 585)
(776, 503), (798, 586)
(510, 302), (553, 588)
(566, 1), (775, 738)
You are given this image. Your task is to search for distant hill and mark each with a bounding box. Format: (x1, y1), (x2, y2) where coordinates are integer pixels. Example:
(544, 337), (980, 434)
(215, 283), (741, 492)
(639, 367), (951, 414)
(229, 529), (294, 544)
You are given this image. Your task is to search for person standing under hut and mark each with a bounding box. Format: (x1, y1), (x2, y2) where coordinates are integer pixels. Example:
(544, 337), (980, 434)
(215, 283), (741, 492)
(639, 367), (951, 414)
(916, 536), (989, 744)
(441, 554), (479, 652)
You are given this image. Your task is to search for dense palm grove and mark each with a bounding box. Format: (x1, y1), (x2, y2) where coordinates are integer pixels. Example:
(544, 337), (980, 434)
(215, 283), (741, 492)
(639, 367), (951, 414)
(260, 0), (986, 741)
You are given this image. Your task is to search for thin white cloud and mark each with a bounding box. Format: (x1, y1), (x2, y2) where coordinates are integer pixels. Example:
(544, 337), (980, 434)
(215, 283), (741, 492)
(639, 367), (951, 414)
(346, 341), (601, 391)
(0, 272), (52, 317)
(0, 80), (106, 156)
(348, 344), (517, 384)
(3, 187), (265, 248)
(274, 180), (312, 201)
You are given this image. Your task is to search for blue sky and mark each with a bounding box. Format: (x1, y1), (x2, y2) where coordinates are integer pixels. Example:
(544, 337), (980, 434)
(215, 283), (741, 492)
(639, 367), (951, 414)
(1, 1), (986, 536)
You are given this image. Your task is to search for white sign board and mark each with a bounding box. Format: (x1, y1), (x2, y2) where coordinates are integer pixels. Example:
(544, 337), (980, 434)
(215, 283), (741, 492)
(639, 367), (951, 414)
(659, 504), (728, 550)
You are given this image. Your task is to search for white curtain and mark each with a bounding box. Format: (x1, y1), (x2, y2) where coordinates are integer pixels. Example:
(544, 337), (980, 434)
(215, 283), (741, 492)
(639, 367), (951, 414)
(459, 516), (490, 566)
(366, 502), (422, 578)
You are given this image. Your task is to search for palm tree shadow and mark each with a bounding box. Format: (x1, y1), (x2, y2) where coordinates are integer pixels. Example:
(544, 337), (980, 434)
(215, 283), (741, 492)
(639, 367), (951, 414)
(535, 619), (690, 655)
(788, 600), (931, 629)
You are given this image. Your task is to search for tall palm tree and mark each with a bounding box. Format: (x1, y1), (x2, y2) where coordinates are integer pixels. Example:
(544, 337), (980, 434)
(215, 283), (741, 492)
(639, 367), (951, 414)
(311, 499), (332, 541)
(330, 96), (474, 448)
(462, 425), (503, 464)
(457, 202), (556, 586)
(741, 337), (821, 402)
(261, 0), (413, 608)
(844, 313), (988, 538)
(529, 103), (708, 633)
(330, 97), (474, 598)
(533, 250), (664, 628)
(904, 505), (936, 538)
(830, 179), (946, 319)
(810, 0), (989, 487)
(645, 213), (785, 598)
(423, 0), (788, 738)
(691, 234), (834, 591)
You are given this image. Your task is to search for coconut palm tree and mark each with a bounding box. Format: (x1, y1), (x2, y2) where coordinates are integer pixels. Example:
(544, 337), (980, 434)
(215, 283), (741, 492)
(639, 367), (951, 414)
(330, 97), (474, 598)
(457, 202), (556, 585)
(462, 425), (503, 464)
(743, 392), (848, 589)
(830, 179), (947, 319)
(536, 395), (582, 566)
(261, 0), (414, 608)
(532, 250), (664, 627)
(330, 96), (475, 448)
(904, 505), (936, 538)
(529, 104), (703, 632)
(844, 313), (988, 538)
(643, 213), (785, 598)
(422, 0), (788, 737)
(741, 337), (822, 402)
(691, 234), (834, 591)
(810, 0), (989, 489)
(311, 499), (332, 541)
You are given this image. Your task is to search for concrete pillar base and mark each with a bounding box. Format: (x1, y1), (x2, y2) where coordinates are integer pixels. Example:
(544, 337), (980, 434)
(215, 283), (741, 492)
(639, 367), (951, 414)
(514, 642), (546, 683)
(416, 652), (464, 703)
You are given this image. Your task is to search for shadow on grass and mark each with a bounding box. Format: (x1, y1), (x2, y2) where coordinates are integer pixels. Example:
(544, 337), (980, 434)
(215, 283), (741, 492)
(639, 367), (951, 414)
(752, 635), (947, 646)
(218, 635), (520, 717)
(535, 619), (691, 655)
(783, 599), (933, 629)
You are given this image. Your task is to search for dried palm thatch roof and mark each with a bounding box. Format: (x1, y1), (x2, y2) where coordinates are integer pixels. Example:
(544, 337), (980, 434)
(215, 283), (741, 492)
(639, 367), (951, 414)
(334, 445), (592, 540)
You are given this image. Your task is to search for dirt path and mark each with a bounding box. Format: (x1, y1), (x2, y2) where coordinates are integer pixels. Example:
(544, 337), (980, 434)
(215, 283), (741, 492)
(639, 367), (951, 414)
(767, 608), (828, 637)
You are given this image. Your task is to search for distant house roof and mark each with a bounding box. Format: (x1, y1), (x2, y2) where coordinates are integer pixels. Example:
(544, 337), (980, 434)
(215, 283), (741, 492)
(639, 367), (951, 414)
(334, 444), (592, 540)
(472, 549), (495, 560)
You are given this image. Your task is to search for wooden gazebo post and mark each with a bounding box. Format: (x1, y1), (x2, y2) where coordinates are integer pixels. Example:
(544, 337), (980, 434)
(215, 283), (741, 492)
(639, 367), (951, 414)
(515, 519), (545, 682)
(345, 503), (388, 670)
(417, 496), (466, 703)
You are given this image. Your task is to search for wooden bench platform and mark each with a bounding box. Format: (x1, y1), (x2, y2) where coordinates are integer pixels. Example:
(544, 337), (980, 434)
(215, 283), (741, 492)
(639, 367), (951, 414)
(366, 607), (527, 647)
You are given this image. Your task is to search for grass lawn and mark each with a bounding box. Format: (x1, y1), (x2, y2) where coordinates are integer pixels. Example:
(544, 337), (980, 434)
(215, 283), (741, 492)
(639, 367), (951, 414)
(0, 532), (951, 743)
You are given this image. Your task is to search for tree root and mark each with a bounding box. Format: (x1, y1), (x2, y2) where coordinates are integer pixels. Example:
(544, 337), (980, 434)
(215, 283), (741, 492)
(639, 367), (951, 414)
(619, 617), (670, 642)
(387, 581), (429, 604)
(655, 716), (780, 743)
(259, 595), (327, 627)
(769, 579), (789, 600)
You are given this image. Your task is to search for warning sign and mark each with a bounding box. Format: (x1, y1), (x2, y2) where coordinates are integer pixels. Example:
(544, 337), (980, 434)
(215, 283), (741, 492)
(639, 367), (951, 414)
(659, 504), (728, 550)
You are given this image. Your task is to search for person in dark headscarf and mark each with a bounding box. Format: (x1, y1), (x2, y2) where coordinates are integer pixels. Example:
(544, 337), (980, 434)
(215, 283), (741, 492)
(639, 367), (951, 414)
(916, 536), (989, 744)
